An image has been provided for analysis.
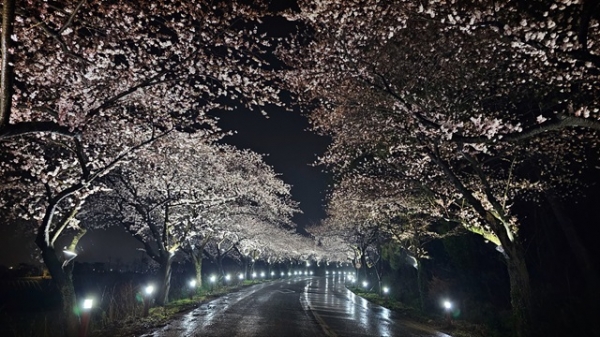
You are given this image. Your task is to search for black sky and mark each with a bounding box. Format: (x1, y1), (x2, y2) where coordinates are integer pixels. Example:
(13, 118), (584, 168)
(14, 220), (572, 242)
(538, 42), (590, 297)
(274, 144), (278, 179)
(216, 108), (332, 229)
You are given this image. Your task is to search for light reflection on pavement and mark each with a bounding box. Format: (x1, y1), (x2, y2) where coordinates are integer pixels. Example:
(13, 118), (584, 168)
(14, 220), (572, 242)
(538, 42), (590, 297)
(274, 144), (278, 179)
(147, 276), (452, 337)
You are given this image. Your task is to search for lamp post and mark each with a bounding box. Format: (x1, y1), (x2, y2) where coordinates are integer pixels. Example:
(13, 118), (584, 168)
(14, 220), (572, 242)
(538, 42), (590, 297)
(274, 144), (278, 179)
(362, 281), (369, 290)
(143, 285), (154, 317)
(443, 300), (453, 326)
(79, 298), (93, 337)
(189, 279), (197, 299)
(225, 274), (231, 283)
(209, 275), (216, 292)
(382, 286), (390, 299)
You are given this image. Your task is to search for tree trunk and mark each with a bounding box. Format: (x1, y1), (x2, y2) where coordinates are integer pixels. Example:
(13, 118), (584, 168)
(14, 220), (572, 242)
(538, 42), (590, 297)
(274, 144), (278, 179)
(38, 244), (79, 337)
(360, 252), (368, 280)
(416, 260), (426, 311)
(217, 255), (225, 280)
(156, 254), (173, 306)
(374, 262), (382, 294)
(1, 0), (16, 129)
(191, 250), (203, 288)
(503, 240), (532, 337)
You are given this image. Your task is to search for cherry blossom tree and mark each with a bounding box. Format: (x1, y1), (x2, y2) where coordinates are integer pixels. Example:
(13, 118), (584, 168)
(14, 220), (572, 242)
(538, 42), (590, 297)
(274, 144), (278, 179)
(1, 1), (297, 334)
(282, 1), (600, 336)
(0, 120), (165, 335)
(1, 0), (291, 139)
(89, 131), (298, 305)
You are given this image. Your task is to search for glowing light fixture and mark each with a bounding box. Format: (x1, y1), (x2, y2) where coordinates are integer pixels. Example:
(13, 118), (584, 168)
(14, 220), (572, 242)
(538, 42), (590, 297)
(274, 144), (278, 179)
(83, 298), (93, 310)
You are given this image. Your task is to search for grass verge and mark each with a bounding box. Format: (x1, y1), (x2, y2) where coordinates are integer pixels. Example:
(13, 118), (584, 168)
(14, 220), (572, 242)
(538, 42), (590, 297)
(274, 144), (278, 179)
(91, 280), (269, 337)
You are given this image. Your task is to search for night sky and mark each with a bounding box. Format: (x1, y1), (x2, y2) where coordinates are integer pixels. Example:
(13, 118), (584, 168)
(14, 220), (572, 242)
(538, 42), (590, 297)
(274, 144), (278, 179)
(215, 108), (332, 229)
(0, 108), (331, 266)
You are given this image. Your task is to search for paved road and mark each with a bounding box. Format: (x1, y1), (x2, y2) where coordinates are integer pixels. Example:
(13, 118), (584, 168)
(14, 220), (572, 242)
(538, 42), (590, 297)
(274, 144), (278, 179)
(146, 276), (451, 337)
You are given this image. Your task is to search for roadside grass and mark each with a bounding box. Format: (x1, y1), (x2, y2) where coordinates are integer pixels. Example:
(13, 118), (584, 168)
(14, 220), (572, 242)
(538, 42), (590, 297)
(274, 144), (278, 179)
(91, 280), (272, 337)
(346, 286), (496, 337)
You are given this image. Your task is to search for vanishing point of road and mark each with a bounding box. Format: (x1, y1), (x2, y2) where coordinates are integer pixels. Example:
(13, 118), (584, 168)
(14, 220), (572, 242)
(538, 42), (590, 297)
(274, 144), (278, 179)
(146, 276), (451, 337)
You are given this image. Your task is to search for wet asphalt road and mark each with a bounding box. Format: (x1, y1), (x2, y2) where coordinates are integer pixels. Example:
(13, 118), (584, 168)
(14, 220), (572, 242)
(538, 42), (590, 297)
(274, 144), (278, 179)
(146, 276), (451, 337)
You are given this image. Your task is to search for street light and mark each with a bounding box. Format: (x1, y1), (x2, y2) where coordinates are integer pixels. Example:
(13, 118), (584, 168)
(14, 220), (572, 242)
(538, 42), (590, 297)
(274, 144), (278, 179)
(225, 274), (231, 282)
(281, 272), (285, 277)
(83, 298), (93, 310)
(443, 300), (453, 326)
(260, 271), (266, 278)
(362, 281), (368, 289)
(238, 273), (244, 280)
(252, 272), (257, 279)
(143, 285), (154, 317)
(189, 279), (197, 299)
(271, 271), (275, 277)
(209, 275), (217, 292)
(383, 286), (390, 295)
(80, 298), (94, 337)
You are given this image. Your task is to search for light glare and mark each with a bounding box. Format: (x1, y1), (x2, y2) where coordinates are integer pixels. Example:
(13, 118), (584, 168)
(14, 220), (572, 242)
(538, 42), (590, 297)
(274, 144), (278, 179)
(83, 298), (93, 310)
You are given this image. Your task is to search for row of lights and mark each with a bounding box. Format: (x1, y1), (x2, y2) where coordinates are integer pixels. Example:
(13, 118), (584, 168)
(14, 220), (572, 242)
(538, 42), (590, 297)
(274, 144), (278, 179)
(184, 270), (314, 288)
(325, 271), (353, 275)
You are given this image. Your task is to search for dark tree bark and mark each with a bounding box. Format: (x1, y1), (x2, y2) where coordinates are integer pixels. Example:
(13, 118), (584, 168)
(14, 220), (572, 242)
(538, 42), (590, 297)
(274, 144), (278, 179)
(36, 242), (78, 337)
(155, 253), (174, 306)
(191, 250), (204, 288)
(0, 0), (15, 130)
